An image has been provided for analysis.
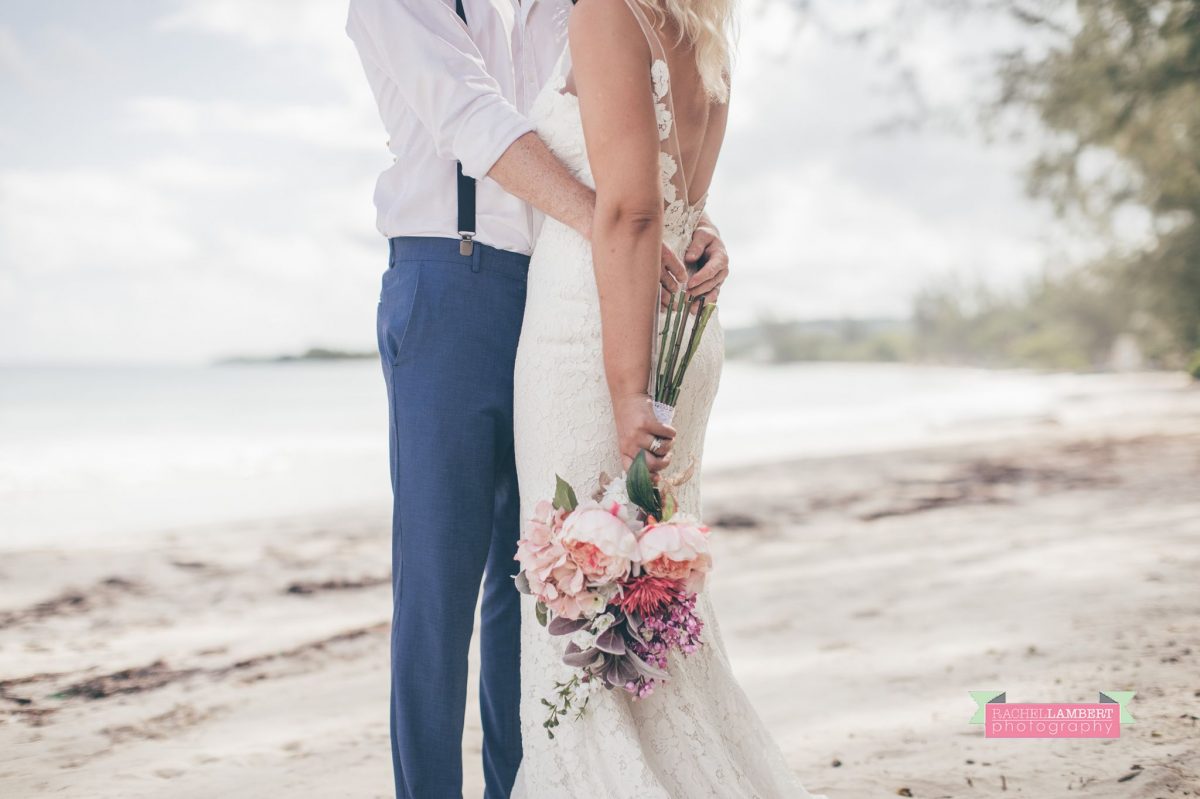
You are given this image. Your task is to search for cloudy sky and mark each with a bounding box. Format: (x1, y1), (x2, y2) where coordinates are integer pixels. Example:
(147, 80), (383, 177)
(0, 0), (1060, 364)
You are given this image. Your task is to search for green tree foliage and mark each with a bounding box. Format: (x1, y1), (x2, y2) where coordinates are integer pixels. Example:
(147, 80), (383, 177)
(912, 266), (1135, 369)
(997, 0), (1200, 367)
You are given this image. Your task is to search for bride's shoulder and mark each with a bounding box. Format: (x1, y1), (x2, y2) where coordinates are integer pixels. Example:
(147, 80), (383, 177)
(568, 0), (652, 56)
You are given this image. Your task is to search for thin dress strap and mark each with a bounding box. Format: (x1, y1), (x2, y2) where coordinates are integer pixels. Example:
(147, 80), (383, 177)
(618, 0), (693, 214)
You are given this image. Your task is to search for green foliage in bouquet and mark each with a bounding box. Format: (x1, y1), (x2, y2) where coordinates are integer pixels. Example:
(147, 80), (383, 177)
(627, 451), (679, 523)
(553, 475), (578, 513)
(626, 450), (662, 521)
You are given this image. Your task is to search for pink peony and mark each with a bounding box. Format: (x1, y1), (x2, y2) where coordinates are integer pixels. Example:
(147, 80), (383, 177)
(518, 538), (580, 593)
(637, 516), (712, 593)
(559, 501), (639, 584)
(516, 540), (596, 620)
(516, 499), (597, 617)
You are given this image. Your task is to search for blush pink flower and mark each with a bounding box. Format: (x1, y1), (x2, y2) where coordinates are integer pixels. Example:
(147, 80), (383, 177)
(545, 588), (604, 620)
(559, 501), (639, 584)
(516, 539), (595, 620)
(524, 499), (561, 548)
(637, 516), (712, 593)
(516, 498), (599, 617)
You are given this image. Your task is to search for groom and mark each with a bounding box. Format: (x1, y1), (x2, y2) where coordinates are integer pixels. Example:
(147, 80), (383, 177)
(346, 1), (730, 797)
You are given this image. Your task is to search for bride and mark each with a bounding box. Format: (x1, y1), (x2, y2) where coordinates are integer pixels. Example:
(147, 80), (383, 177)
(512, 0), (827, 795)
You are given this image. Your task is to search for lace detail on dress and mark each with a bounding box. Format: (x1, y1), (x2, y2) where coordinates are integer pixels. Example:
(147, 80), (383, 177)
(649, 55), (707, 253)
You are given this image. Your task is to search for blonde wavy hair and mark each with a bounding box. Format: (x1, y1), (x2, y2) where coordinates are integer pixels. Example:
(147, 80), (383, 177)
(631, 0), (736, 103)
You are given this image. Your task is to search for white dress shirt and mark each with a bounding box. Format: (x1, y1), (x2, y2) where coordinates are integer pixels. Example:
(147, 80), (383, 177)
(346, 0), (571, 255)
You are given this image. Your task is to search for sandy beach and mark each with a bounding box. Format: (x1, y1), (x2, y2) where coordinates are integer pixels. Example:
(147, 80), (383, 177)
(2, 373), (1198, 798)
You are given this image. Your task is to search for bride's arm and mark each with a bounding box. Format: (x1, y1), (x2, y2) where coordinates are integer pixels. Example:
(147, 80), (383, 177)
(570, 0), (676, 472)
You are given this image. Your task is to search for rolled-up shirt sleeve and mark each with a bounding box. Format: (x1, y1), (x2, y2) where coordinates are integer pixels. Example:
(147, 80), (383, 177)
(346, 0), (535, 179)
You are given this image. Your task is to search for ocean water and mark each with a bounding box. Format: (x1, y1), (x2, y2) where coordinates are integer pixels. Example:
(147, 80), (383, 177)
(0, 361), (1183, 550)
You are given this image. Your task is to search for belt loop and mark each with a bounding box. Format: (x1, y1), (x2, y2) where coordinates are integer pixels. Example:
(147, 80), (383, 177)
(387, 238), (396, 269)
(471, 242), (482, 273)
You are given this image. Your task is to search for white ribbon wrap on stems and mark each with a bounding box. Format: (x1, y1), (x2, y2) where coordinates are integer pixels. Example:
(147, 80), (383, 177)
(652, 401), (675, 425)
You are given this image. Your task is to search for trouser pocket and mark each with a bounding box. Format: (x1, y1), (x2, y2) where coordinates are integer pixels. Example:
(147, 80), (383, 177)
(377, 262), (424, 368)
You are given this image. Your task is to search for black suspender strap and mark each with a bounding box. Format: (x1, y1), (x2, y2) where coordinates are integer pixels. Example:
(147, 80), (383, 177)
(454, 0), (477, 255)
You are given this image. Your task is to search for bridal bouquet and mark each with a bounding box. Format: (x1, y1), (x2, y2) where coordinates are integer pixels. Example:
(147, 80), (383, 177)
(514, 462), (711, 737)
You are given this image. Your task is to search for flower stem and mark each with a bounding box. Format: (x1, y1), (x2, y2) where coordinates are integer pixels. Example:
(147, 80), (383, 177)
(661, 290), (690, 402)
(654, 290), (676, 402)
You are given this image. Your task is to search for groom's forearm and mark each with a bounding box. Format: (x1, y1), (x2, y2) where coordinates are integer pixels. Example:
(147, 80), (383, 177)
(487, 132), (595, 240)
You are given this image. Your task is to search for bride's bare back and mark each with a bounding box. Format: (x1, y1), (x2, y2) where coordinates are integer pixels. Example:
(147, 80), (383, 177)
(568, 0), (729, 210)
(649, 12), (730, 207)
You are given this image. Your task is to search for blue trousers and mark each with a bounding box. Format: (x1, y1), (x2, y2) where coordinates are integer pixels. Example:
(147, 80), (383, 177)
(377, 236), (529, 799)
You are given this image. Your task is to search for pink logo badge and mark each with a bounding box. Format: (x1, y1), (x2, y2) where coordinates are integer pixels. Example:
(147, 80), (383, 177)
(968, 691), (1136, 738)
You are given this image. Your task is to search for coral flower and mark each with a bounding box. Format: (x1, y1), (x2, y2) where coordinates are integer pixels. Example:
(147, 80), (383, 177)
(637, 515), (712, 592)
(617, 574), (682, 617)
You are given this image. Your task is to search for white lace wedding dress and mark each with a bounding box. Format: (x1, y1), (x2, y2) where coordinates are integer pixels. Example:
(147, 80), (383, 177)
(510, 6), (827, 797)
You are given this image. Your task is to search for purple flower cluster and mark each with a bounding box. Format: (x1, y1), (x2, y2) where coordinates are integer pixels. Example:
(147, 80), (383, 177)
(624, 592), (704, 699)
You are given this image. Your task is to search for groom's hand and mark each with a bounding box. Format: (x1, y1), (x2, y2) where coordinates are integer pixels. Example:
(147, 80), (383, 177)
(683, 223), (729, 303)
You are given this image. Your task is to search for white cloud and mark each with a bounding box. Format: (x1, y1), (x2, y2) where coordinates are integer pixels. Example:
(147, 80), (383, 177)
(701, 0), (1057, 326)
(130, 0), (384, 155)
(155, 0), (371, 93)
(125, 95), (382, 152)
(0, 23), (38, 88)
(155, 0), (343, 50)
(0, 169), (198, 277)
(132, 156), (261, 189)
(0, 160), (381, 363)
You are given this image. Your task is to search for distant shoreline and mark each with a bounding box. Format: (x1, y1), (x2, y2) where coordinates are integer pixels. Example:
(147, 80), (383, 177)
(213, 313), (1198, 374)
(214, 347), (375, 365)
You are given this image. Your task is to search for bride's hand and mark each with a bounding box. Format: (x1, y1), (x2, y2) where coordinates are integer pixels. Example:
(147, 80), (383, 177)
(659, 244), (688, 309)
(613, 393), (676, 473)
(683, 223), (729, 300)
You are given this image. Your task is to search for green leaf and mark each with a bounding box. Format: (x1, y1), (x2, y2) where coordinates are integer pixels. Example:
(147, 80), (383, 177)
(626, 450), (662, 519)
(535, 601), (549, 627)
(552, 475), (578, 512)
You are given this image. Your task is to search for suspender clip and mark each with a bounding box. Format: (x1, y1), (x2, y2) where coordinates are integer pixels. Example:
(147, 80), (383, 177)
(453, 0), (475, 259)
